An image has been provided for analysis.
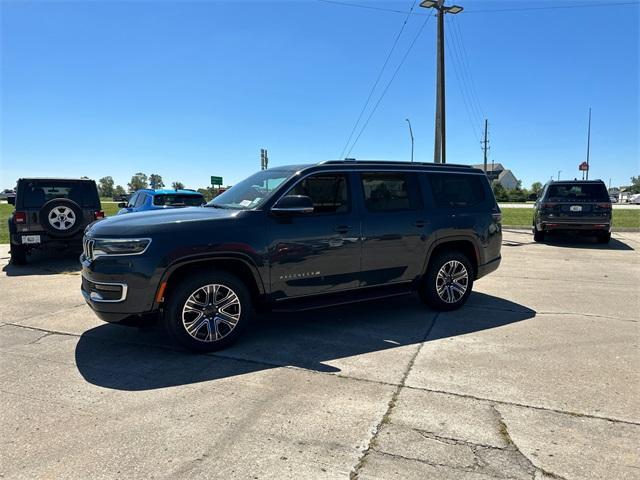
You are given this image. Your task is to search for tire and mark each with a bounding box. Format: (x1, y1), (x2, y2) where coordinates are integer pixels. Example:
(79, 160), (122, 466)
(10, 244), (27, 265)
(164, 270), (252, 352)
(597, 232), (611, 244)
(419, 251), (474, 311)
(533, 224), (545, 242)
(39, 199), (83, 238)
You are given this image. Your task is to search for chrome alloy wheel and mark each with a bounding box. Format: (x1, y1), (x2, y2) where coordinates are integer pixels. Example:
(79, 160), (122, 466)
(48, 206), (76, 230)
(181, 284), (241, 343)
(435, 260), (469, 304)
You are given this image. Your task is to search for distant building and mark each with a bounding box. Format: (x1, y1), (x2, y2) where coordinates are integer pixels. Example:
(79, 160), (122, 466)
(471, 163), (520, 190)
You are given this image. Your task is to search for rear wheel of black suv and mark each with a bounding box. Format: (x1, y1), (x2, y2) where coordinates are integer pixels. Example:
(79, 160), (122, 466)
(10, 244), (27, 265)
(419, 251), (474, 311)
(164, 271), (252, 352)
(597, 232), (611, 244)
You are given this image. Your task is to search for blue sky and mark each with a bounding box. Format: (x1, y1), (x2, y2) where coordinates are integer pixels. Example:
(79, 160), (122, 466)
(1, 0), (638, 191)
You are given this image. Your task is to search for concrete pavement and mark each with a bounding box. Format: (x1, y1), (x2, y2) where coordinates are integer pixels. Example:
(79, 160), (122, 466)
(1, 231), (638, 479)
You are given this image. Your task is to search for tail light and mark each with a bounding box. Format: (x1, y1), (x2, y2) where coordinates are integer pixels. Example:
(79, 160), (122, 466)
(492, 212), (502, 222)
(541, 202), (557, 210)
(14, 212), (26, 223)
(595, 203), (611, 210)
(94, 210), (105, 219)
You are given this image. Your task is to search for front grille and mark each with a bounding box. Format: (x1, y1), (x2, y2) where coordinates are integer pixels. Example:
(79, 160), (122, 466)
(83, 237), (95, 260)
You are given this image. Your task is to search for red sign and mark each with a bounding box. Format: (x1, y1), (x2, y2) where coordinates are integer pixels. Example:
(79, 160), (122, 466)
(579, 161), (589, 171)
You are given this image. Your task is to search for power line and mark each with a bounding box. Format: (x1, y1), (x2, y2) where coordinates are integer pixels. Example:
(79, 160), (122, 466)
(318, 0), (639, 16)
(345, 12), (434, 157)
(339, 0), (419, 159)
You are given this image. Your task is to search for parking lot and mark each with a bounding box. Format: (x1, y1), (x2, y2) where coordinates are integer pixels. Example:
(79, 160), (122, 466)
(1, 230), (638, 480)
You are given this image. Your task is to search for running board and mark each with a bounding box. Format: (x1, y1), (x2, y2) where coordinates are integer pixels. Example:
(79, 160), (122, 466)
(270, 284), (414, 313)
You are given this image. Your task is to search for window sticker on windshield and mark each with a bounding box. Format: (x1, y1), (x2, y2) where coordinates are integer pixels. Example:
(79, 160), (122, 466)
(239, 199), (253, 207)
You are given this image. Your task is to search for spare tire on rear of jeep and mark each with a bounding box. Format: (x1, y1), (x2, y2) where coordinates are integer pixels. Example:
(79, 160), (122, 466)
(40, 198), (83, 237)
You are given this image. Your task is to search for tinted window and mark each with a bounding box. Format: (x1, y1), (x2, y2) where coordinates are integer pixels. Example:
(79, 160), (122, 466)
(21, 181), (98, 208)
(546, 183), (609, 202)
(153, 194), (204, 206)
(428, 173), (485, 208)
(361, 172), (417, 212)
(127, 193), (138, 208)
(289, 174), (349, 214)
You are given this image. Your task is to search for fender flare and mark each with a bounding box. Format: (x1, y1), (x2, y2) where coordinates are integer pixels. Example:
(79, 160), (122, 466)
(421, 235), (481, 277)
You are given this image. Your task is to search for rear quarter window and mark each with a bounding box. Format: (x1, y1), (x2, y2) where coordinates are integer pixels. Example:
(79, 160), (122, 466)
(19, 181), (99, 208)
(427, 173), (486, 208)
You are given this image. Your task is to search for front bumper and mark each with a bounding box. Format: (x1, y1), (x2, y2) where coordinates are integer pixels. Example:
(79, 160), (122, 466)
(80, 254), (162, 324)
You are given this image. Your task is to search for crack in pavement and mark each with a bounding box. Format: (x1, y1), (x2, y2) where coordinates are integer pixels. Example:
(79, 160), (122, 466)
(492, 405), (569, 480)
(349, 314), (440, 479)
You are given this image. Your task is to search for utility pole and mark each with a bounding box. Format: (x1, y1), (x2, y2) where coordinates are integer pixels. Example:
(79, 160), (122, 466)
(260, 148), (269, 170)
(557, 170), (562, 181)
(482, 119), (489, 173)
(585, 107), (591, 180)
(419, 1), (463, 164)
(405, 118), (414, 163)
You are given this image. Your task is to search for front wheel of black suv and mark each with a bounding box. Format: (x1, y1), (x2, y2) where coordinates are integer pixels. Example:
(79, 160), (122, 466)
(164, 271), (252, 352)
(10, 244), (27, 265)
(419, 251), (474, 311)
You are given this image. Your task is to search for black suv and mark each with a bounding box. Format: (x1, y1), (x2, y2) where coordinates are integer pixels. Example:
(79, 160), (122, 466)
(532, 180), (612, 243)
(81, 161), (502, 351)
(8, 178), (104, 264)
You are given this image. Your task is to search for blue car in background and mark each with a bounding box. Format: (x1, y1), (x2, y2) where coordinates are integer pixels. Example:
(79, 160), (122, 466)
(116, 189), (205, 215)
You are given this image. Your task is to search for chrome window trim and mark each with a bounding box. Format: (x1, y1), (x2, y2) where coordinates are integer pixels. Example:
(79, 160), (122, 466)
(270, 167), (486, 210)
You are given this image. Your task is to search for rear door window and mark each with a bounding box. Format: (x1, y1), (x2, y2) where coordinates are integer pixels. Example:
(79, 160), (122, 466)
(360, 172), (421, 212)
(428, 173), (486, 208)
(21, 181), (97, 208)
(546, 183), (609, 202)
(127, 193), (138, 208)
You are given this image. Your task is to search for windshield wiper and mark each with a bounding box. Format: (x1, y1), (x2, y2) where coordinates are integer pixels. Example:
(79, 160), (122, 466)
(205, 203), (228, 209)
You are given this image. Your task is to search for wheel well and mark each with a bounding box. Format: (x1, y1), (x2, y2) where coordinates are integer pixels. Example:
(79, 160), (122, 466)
(428, 240), (478, 277)
(162, 259), (262, 304)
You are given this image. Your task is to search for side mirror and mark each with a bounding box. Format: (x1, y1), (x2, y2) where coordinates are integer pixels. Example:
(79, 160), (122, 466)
(7, 196), (15, 206)
(117, 202), (127, 208)
(271, 195), (314, 214)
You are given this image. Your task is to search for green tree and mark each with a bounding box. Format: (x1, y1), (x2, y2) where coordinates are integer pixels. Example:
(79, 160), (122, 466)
(113, 185), (126, 197)
(492, 182), (509, 202)
(149, 174), (164, 189)
(128, 172), (148, 192)
(531, 182), (543, 195)
(629, 176), (640, 194)
(172, 181), (185, 190)
(97, 176), (114, 197)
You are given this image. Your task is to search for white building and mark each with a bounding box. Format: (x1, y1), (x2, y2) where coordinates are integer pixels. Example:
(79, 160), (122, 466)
(471, 163), (520, 190)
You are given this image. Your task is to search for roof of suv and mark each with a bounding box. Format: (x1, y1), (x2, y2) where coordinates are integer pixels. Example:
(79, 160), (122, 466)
(17, 178), (96, 182)
(277, 160), (482, 173)
(137, 189), (203, 195)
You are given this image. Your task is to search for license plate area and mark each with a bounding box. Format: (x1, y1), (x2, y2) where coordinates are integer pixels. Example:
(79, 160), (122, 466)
(21, 235), (41, 244)
(569, 205), (582, 212)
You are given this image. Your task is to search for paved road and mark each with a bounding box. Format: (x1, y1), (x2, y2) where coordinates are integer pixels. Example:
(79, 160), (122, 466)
(1, 231), (638, 479)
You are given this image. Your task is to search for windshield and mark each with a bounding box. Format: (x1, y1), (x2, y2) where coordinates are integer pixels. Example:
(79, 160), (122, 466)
(206, 169), (296, 209)
(153, 194), (204, 207)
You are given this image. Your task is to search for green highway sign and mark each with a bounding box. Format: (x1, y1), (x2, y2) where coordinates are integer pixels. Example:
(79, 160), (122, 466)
(211, 176), (223, 186)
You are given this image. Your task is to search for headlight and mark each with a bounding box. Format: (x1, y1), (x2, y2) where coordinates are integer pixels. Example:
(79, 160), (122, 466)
(91, 238), (151, 258)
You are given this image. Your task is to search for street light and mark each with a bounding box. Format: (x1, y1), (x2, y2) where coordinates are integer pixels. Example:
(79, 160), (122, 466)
(405, 118), (414, 163)
(419, 0), (464, 164)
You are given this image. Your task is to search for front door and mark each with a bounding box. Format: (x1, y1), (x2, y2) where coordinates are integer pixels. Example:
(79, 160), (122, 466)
(268, 172), (361, 299)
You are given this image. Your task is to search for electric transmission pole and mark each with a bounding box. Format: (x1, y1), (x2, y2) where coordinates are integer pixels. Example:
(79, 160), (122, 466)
(420, 0), (463, 164)
(585, 108), (591, 180)
(482, 119), (489, 173)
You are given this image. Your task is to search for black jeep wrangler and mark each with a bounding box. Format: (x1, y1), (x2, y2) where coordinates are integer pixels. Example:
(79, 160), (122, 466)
(8, 178), (104, 264)
(81, 161), (502, 352)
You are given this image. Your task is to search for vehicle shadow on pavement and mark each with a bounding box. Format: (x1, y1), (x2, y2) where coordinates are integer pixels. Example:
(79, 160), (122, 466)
(75, 292), (536, 391)
(2, 249), (81, 277)
(541, 233), (634, 251)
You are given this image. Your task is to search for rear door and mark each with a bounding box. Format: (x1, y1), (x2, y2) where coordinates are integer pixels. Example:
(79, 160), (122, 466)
(358, 171), (428, 286)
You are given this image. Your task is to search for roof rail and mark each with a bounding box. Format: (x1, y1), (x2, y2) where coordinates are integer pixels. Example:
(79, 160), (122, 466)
(319, 160), (474, 168)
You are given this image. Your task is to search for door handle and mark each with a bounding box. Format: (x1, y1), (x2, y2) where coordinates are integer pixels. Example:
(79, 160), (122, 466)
(335, 225), (352, 234)
(414, 220), (426, 228)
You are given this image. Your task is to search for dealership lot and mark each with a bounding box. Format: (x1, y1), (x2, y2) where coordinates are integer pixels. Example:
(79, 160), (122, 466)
(1, 230), (638, 479)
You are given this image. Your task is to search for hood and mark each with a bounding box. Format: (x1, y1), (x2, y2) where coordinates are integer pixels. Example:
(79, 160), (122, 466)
(86, 207), (242, 237)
